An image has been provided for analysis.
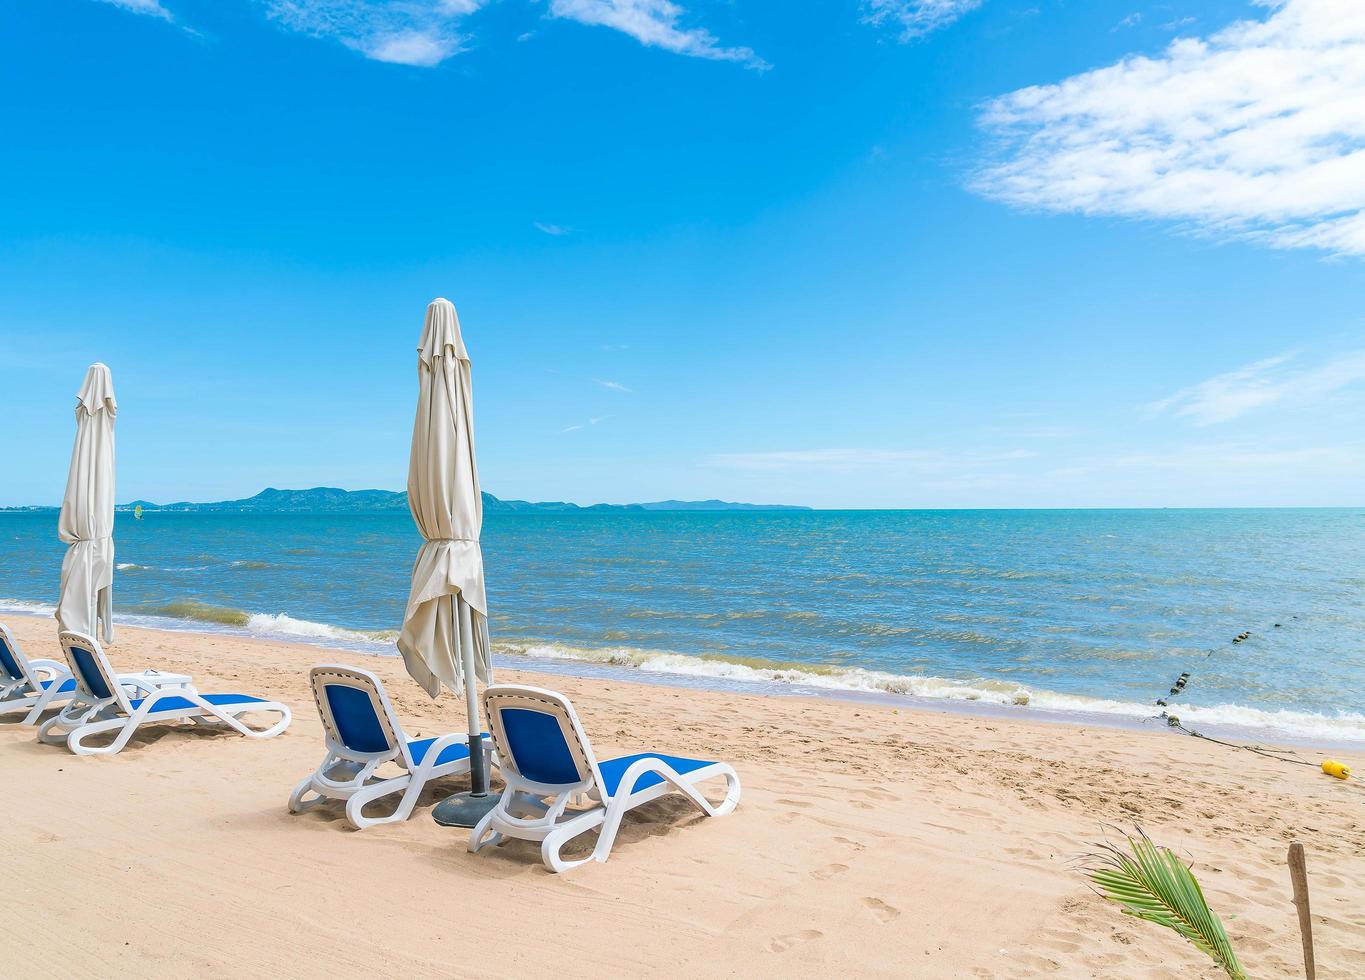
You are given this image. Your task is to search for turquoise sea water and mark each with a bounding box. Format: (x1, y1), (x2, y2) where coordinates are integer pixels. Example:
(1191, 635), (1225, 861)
(3, 508), (1363, 742)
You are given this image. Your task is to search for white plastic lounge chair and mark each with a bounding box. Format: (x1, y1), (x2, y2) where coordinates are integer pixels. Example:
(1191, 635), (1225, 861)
(0, 622), (181, 726)
(289, 664), (495, 830)
(469, 684), (741, 872)
(37, 631), (291, 756)
(0, 622), (82, 725)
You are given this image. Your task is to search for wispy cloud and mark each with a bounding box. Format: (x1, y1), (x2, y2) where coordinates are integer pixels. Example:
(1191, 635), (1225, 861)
(139, 0), (766, 69)
(92, 0), (173, 21)
(594, 378), (632, 393)
(562, 414), (612, 433)
(973, 0), (1365, 257)
(1147, 349), (1365, 425)
(549, 0), (768, 68)
(863, 0), (984, 40)
(261, 0), (484, 66)
(534, 221), (572, 236)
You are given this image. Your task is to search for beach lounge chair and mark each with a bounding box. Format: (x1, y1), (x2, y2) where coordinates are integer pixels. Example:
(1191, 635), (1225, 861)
(469, 684), (741, 872)
(0, 622), (83, 725)
(289, 664), (494, 830)
(37, 630), (291, 755)
(0, 622), (183, 726)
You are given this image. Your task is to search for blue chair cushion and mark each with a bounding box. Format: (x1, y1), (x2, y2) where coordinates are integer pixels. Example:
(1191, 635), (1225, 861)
(69, 645), (114, 700)
(500, 707), (582, 785)
(0, 638), (21, 681)
(407, 733), (488, 768)
(323, 683), (391, 754)
(597, 753), (717, 797)
(129, 693), (266, 714)
(39, 679), (78, 693)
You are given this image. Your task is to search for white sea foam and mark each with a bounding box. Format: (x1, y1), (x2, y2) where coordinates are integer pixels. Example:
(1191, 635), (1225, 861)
(242, 612), (395, 647)
(0, 598), (56, 617)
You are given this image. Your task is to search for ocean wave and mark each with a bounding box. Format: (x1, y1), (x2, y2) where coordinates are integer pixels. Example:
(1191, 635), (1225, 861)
(0, 598), (56, 617)
(3, 596), (1362, 743)
(493, 639), (1365, 743)
(127, 600), (395, 646)
(116, 562), (149, 571)
(242, 612), (396, 646)
(140, 600), (252, 627)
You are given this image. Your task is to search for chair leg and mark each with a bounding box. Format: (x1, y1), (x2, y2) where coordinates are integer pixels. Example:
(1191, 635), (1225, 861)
(469, 798), (505, 853)
(289, 775), (327, 814)
(344, 777), (408, 830)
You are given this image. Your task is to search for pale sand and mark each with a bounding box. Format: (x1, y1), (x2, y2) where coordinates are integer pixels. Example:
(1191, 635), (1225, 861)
(2, 614), (1362, 978)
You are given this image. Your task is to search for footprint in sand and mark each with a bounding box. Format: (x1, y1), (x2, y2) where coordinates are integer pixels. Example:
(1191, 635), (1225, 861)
(861, 897), (901, 923)
(769, 929), (823, 953)
(851, 787), (900, 802)
(776, 798), (814, 809)
(833, 836), (867, 851)
(810, 863), (849, 880)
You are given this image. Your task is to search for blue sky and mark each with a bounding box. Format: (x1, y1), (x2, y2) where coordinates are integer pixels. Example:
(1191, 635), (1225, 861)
(2, 0), (1363, 508)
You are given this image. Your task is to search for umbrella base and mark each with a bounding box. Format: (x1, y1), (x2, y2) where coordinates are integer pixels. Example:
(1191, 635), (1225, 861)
(432, 790), (500, 828)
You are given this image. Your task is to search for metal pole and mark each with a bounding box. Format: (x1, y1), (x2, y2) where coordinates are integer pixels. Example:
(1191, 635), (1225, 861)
(459, 594), (489, 797)
(431, 595), (499, 827)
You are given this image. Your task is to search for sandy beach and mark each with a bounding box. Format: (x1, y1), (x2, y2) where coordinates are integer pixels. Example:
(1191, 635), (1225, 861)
(2, 613), (1362, 978)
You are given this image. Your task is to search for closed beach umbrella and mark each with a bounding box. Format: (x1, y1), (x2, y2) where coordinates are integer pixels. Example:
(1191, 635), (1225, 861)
(57, 363), (117, 644)
(397, 298), (494, 820)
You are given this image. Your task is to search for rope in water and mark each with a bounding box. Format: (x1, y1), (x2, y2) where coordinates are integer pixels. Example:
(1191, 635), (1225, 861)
(1149, 616), (1361, 790)
(1154, 615), (1301, 708)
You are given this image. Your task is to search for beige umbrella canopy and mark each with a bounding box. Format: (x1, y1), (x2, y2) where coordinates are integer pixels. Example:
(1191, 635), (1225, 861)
(57, 363), (117, 644)
(397, 298), (492, 699)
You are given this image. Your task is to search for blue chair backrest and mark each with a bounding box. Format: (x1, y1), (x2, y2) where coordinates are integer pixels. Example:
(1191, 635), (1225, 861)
(483, 686), (601, 793)
(308, 665), (403, 760)
(0, 631), (21, 682)
(68, 642), (114, 701)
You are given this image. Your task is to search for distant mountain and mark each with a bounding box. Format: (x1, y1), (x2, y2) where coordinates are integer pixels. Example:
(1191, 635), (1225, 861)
(110, 487), (809, 514)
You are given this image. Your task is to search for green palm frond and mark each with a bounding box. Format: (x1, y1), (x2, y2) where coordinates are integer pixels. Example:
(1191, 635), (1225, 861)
(1085, 831), (1247, 980)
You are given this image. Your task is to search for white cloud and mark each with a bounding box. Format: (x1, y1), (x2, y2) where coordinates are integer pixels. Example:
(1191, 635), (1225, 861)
(549, 0), (768, 68)
(262, 1), (480, 66)
(863, 0), (984, 40)
(92, 0), (764, 68)
(974, 0), (1365, 256)
(534, 221), (572, 235)
(1147, 348), (1365, 425)
(594, 378), (633, 392)
(93, 0), (173, 20)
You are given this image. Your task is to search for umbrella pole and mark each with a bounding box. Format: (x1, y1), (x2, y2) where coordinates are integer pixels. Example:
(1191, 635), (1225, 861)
(432, 594), (499, 828)
(463, 621), (489, 797)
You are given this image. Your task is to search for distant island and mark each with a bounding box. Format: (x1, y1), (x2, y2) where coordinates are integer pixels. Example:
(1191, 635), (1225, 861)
(71, 487), (810, 514)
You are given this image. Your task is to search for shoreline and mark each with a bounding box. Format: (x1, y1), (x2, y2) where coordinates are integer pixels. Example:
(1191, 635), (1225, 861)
(3, 613), (1362, 977)
(3, 604), (1362, 751)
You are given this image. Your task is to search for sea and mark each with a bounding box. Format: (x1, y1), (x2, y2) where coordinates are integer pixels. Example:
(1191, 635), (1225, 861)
(3, 508), (1363, 745)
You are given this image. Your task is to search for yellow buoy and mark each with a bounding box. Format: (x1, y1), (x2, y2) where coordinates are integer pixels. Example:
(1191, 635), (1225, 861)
(1321, 760), (1351, 780)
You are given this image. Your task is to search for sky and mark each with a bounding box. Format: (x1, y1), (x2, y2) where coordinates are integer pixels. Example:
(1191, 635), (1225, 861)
(1, 0), (1363, 509)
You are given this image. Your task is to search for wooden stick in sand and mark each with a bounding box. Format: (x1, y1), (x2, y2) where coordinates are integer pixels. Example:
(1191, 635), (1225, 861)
(1287, 841), (1315, 980)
